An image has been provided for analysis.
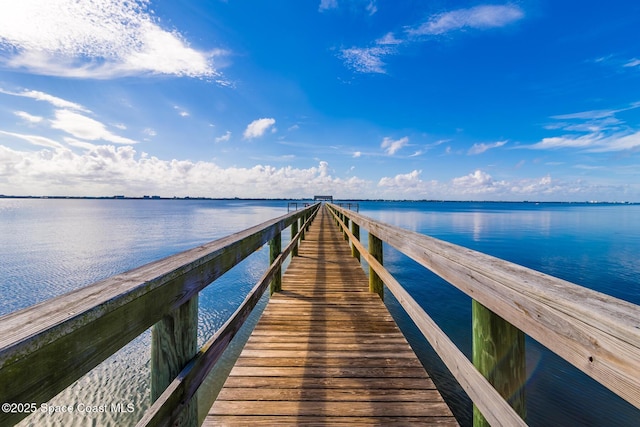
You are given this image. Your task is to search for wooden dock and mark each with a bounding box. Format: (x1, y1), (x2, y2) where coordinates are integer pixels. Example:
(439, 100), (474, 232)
(205, 207), (458, 426)
(3, 202), (638, 427)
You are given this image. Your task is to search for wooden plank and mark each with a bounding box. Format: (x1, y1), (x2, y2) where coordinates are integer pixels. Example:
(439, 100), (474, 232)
(216, 387), (445, 402)
(203, 416), (459, 426)
(330, 203), (640, 410)
(331, 206), (528, 427)
(138, 206), (322, 427)
(219, 376), (439, 390)
(210, 401), (454, 417)
(0, 205), (318, 426)
(206, 206), (458, 426)
(233, 357), (425, 368)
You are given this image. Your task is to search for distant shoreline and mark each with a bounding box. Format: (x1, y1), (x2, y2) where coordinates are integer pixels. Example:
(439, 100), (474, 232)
(0, 195), (637, 205)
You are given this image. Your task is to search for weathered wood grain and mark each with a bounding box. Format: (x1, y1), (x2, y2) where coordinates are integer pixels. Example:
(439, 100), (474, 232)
(330, 205), (527, 426)
(137, 206), (321, 426)
(0, 204), (319, 426)
(207, 206), (458, 426)
(330, 203), (640, 414)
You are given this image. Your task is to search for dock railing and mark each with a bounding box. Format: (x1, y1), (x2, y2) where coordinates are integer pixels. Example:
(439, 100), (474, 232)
(327, 203), (640, 427)
(0, 203), (320, 427)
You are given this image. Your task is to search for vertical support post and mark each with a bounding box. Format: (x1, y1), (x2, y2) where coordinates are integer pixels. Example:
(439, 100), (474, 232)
(472, 300), (526, 427)
(368, 233), (384, 300)
(151, 296), (199, 426)
(291, 218), (299, 257)
(351, 221), (360, 261)
(300, 216), (305, 240)
(269, 232), (282, 294)
(343, 216), (350, 240)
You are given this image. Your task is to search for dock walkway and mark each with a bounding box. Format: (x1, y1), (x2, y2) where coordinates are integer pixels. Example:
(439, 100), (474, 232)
(205, 206), (458, 425)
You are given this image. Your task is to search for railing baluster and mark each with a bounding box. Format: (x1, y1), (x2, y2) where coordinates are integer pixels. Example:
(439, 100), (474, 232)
(151, 296), (199, 427)
(472, 300), (526, 427)
(291, 217), (299, 257)
(343, 216), (350, 240)
(368, 232), (384, 299)
(269, 232), (282, 294)
(351, 220), (360, 261)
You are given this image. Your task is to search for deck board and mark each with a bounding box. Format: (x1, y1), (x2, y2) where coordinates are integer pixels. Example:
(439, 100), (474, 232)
(205, 206), (458, 426)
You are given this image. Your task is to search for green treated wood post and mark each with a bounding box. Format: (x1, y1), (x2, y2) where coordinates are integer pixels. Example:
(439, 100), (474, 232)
(300, 216), (305, 240)
(343, 216), (350, 240)
(269, 232), (282, 294)
(151, 296), (199, 426)
(368, 233), (384, 300)
(472, 300), (526, 426)
(351, 221), (360, 261)
(291, 218), (299, 257)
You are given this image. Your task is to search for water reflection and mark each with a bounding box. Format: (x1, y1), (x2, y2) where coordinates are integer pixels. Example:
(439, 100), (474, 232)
(0, 199), (291, 426)
(360, 201), (640, 426)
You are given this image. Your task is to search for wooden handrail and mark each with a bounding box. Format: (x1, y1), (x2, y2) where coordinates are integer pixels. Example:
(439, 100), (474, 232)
(137, 204), (320, 426)
(0, 203), (320, 426)
(327, 203), (640, 424)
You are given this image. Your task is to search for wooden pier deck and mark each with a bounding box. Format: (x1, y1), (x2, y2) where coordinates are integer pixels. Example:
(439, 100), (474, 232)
(205, 207), (458, 426)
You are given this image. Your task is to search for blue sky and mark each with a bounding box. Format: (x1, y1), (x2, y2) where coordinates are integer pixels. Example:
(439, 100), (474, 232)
(0, 0), (639, 201)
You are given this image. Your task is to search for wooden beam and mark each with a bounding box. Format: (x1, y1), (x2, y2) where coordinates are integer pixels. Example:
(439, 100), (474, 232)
(0, 204), (318, 426)
(368, 232), (384, 299)
(151, 296), (199, 427)
(328, 204), (640, 410)
(269, 233), (282, 294)
(351, 221), (360, 261)
(138, 205), (319, 426)
(472, 301), (526, 426)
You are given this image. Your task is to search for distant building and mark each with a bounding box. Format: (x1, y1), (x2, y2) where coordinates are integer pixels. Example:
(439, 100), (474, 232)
(314, 195), (333, 202)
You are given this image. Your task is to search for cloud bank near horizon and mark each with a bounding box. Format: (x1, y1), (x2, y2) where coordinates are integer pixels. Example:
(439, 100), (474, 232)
(1, 87), (638, 202)
(0, 141), (630, 201)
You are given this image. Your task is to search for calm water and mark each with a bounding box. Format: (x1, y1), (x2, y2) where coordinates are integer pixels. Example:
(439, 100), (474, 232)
(1, 199), (639, 426)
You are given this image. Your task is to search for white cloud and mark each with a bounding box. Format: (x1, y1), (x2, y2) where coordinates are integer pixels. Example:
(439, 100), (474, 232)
(319, 0), (376, 14)
(525, 103), (640, 152)
(378, 169), (423, 189)
(353, 151), (362, 158)
(375, 169), (612, 201)
(0, 130), (64, 149)
(0, 144), (370, 198)
(551, 108), (623, 120)
(376, 32), (403, 46)
(408, 4), (524, 36)
(0, 88), (89, 112)
(215, 131), (232, 143)
(14, 111), (43, 124)
(381, 136), (409, 155)
(50, 110), (138, 144)
(624, 58), (640, 68)
(366, 1), (378, 16)
(319, 0), (338, 12)
(244, 118), (276, 139)
(0, 141), (635, 201)
(341, 46), (391, 74)
(64, 138), (100, 151)
(0, 0), (220, 79)
(452, 169), (501, 191)
(468, 140), (507, 155)
(174, 106), (190, 117)
(340, 4), (523, 73)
